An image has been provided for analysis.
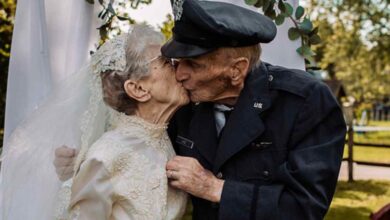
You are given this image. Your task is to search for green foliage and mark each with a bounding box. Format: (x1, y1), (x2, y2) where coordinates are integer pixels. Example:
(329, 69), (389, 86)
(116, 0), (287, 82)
(308, 0), (390, 104)
(343, 145), (390, 164)
(0, 0), (16, 145)
(159, 14), (174, 41)
(325, 180), (390, 220)
(246, 0), (321, 69)
(295, 6), (304, 20)
(86, 0), (151, 45)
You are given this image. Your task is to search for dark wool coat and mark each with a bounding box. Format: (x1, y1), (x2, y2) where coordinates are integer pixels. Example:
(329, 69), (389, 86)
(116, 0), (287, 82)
(168, 62), (346, 220)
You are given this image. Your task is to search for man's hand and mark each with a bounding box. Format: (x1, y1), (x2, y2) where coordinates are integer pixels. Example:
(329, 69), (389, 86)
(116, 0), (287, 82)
(166, 156), (224, 203)
(53, 145), (77, 181)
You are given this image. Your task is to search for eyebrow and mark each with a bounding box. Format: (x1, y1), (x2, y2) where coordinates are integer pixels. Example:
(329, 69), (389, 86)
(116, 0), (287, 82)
(185, 58), (206, 67)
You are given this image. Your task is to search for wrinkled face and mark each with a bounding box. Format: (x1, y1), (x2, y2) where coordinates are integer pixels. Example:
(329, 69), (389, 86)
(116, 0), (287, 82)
(143, 45), (190, 106)
(174, 51), (232, 103)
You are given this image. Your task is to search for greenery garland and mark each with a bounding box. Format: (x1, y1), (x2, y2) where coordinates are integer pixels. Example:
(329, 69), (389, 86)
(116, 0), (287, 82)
(86, 0), (320, 68)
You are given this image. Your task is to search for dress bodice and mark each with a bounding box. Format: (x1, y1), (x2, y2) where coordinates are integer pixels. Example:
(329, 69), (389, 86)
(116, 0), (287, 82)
(58, 114), (187, 220)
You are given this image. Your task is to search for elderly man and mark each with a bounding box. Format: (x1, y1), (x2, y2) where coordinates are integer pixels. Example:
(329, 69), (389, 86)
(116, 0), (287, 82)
(55, 1), (346, 219)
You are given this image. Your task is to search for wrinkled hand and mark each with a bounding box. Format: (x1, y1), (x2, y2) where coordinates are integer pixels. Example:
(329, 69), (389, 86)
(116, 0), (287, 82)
(53, 145), (77, 181)
(166, 156), (224, 203)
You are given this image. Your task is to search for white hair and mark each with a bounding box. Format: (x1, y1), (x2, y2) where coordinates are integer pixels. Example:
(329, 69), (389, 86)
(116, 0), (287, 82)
(100, 24), (164, 115)
(124, 24), (164, 80)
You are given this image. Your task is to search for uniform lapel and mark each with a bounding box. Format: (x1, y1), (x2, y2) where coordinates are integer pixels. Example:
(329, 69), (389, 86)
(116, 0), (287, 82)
(213, 63), (272, 173)
(189, 102), (218, 165)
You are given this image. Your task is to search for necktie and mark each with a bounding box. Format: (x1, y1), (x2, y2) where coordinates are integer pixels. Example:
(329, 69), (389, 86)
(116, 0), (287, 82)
(214, 104), (234, 136)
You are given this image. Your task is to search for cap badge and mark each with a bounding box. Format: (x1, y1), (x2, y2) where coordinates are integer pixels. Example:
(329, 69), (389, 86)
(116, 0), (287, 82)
(254, 102), (263, 109)
(172, 0), (185, 21)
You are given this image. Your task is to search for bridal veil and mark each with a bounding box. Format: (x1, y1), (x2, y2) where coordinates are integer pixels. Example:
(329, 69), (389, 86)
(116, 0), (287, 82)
(0, 31), (129, 220)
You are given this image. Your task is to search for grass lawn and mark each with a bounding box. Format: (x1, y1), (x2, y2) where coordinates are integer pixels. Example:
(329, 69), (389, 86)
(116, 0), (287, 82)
(182, 181), (390, 220)
(343, 146), (390, 164)
(325, 180), (390, 220)
(368, 121), (390, 127)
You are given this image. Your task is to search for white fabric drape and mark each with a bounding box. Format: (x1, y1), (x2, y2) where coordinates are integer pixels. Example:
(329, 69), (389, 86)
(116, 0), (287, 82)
(3, 0), (100, 146)
(2, 1), (100, 218)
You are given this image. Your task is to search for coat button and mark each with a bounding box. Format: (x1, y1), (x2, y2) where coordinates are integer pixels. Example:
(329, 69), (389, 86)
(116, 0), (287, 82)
(262, 170), (270, 177)
(268, 75), (274, 82)
(217, 172), (223, 179)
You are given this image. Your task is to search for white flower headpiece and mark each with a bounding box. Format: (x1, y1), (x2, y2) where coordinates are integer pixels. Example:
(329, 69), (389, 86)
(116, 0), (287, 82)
(91, 33), (128, 74)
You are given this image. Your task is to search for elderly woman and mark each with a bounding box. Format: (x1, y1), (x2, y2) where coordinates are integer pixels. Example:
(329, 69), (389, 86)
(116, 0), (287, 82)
(1, 25), (187, 219)
(60, 25), (188, 219)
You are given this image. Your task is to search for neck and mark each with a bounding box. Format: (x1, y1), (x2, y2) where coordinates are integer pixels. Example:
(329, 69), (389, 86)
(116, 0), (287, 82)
(214, 83), (244, 106)
(135, 102), (181, 125)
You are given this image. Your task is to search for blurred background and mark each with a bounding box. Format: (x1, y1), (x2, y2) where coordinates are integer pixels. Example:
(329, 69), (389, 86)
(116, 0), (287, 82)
(0, 0), (389, 219)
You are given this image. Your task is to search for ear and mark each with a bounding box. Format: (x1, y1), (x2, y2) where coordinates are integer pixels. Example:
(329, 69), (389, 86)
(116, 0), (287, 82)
(230, 57), (249, 86)
(123, 79), (151, 103)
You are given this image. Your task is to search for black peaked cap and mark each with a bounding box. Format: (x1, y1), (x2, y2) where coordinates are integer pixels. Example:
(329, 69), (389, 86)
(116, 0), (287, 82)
(161, 0), (277, 58)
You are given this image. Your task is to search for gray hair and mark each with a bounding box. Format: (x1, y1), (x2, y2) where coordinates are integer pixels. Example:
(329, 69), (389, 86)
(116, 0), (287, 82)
(101, 24), (164, 115)
(125, 24), (165, 80)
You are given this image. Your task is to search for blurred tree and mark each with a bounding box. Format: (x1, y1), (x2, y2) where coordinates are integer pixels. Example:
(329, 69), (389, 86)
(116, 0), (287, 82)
(0, 0), (16, 145)
(307, 0), (390, 104)
(159, 14), (174, 41)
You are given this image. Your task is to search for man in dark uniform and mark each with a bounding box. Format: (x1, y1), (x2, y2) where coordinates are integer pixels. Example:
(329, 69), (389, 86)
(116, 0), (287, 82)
(163, 1), (346, 220)
(54, 1), (346, 219)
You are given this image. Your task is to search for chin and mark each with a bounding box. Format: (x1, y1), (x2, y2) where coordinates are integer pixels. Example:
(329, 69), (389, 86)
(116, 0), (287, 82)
(179, 95), (190, 106)
(183, 97), (190, 105)
(189, 93), (210, 103)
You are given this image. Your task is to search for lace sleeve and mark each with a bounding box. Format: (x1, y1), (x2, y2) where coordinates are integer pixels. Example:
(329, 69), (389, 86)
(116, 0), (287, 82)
(68, 158), (114, 220)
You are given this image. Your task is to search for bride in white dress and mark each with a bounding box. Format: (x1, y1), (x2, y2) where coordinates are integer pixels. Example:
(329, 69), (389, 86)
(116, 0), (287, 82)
(62, 24), (188, 219)
(1, 24), (187, 220)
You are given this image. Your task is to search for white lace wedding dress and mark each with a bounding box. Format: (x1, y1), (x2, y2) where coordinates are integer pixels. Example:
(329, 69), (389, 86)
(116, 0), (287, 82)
(58, 113), (187, 220)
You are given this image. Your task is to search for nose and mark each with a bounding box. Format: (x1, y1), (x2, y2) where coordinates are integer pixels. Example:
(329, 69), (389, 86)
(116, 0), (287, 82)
(175, 62), (191, 82)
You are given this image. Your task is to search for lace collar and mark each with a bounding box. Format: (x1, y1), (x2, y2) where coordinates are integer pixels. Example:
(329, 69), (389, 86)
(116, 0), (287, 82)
(111, 112), (168, 139)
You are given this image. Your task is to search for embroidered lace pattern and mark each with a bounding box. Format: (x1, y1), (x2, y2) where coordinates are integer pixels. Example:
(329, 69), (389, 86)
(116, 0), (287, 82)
(90, 34), (127, 75)
(74, 32), (129, 176)
(69, 113), (187, 219)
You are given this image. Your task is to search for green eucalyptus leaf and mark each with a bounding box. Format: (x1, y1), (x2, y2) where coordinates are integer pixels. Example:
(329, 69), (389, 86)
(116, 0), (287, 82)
(254, 0), (264, 8)
(309, 34), (321, 45)
(265, 7), (277, 19)
(245, 0), (258, 6)
(296, 46), (303, 55)
(304, 55), (316, 66)
(288, 27), (300, 40)
(117, 15), (129, 21)
(299, 18), (313, 34)
(98, 10), (104, 18)
(85, 0), (94, 4)
(296, 45), (315, 56)
(98, 22), (109, 30)
(283, 2), (293, 16)
(295, 6), (304, 20)
(263, 0), (271, 12)
(107, 3), (116, 14)
(275, 14), (285, 25)
(277, 0), (286, 14)
(102, 10), (109, 19)
(309, 27), (319, 36)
